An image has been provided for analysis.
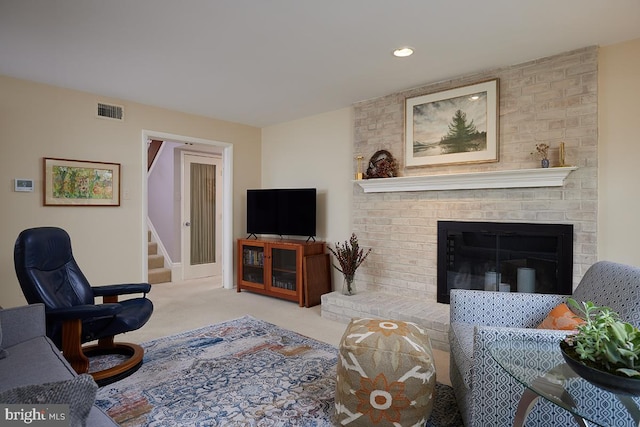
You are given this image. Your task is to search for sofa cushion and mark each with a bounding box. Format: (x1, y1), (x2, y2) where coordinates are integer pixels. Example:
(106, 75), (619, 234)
(448, 322), (475, 389)
(0, 374), (97, 427)
(0, 320), (7, 359)
(0, 337), (76, 392)
(537, 302), (585, 330)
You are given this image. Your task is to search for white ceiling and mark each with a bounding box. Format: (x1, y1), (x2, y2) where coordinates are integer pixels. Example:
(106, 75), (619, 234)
(1, 1), (639, 128)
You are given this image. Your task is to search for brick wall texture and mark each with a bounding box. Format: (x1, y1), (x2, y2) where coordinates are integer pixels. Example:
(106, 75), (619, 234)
(352, 46), (598, 301)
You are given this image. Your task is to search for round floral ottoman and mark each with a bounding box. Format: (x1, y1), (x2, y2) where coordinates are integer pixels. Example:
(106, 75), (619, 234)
(334, 318), (436, 426)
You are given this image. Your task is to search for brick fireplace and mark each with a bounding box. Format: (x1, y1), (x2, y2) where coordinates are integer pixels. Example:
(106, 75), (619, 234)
(351, 46), (598, 302)
(321, 46), (597, 351)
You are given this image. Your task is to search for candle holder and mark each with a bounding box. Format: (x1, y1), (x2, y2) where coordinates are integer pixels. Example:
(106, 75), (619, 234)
(355, 155), (364, 180)
(558, 142), (566, 167)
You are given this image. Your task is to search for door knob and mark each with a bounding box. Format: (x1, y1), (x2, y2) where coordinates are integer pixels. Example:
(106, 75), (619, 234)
(185, 221), (191, 226)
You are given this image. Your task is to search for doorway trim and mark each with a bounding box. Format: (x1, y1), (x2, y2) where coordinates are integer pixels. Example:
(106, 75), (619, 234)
(141, 130), (234, 289)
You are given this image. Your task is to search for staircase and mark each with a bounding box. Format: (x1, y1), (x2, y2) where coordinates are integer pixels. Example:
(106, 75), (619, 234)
(148, 231), (172, 284)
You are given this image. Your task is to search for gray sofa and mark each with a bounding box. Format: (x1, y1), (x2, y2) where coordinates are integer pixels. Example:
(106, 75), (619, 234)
(449, 260), (640, 426)
(0, 304), (118, 426)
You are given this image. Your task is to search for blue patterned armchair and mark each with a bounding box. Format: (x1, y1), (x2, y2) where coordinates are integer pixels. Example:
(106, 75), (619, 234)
(448, 261), (640, 426)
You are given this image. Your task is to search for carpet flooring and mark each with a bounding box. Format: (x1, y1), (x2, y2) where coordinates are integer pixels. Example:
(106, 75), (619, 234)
(95, 315), (462, 426)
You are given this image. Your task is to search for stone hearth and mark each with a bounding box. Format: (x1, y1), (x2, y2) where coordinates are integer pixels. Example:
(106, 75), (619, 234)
(321, 291), (450, 351)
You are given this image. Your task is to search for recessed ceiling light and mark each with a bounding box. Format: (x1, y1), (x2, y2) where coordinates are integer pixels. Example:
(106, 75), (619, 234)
(393, 47), (414, 58)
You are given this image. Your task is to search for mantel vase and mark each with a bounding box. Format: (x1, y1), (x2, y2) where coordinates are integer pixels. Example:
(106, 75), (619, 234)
(343, 275), (355, 296)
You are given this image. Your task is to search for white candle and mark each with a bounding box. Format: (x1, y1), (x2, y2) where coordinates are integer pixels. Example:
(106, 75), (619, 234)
(485, 272), (501, 291)
(517, 268), (536, 293)
(499, 283), (511, 292)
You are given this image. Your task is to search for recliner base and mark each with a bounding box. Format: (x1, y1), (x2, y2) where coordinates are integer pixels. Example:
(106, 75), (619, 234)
(84, 342), (144, 387)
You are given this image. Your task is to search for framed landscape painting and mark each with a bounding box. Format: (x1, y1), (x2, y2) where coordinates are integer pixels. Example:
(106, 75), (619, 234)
(405, 79), (499, 167)
(43, 157), (120, 206)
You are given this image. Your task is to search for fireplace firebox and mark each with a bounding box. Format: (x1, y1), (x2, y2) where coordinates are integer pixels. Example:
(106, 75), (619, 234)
(437, 221), (573, 304)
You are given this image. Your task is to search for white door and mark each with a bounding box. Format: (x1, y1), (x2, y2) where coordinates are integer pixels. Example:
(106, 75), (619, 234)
(181, 153), (223, 280)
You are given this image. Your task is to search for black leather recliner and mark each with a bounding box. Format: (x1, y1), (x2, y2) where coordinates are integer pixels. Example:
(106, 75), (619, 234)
(14, 226), (153, 386)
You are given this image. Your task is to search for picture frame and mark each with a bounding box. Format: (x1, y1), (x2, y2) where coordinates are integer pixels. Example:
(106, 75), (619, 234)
(405, 79), (499, 167)
(43, 157), (121, 206)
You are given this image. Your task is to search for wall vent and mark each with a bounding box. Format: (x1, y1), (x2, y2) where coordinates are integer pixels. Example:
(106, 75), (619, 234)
(97, 102), (124, 121)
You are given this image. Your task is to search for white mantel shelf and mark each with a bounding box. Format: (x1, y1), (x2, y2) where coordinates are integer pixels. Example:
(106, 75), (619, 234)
(355, 166), (578, 193)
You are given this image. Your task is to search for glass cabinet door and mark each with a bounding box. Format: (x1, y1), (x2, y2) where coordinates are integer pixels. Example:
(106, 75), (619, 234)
(241, 244), (265, 285)
(270, 247), (297, 292)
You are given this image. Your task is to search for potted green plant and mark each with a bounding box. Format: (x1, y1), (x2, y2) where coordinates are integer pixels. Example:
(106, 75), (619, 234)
(327, 233), (371, 295)
(561, 298), (640, 395)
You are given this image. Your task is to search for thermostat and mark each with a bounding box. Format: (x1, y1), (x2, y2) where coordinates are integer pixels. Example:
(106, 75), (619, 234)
(14, 179), (34, 192)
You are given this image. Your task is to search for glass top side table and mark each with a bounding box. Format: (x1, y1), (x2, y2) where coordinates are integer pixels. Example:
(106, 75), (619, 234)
(489, 339), (640, 427)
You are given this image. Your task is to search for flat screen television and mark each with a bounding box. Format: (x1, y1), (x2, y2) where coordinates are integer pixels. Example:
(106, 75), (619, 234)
(246, 188), (316, 238)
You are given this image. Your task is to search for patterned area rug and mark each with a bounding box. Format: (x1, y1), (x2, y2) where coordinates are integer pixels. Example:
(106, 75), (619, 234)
(95, 315), (462, 426)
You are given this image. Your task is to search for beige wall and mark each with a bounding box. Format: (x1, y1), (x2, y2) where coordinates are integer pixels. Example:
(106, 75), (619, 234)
(0, 75), (261, 307)
(598, 38), (640, 266)
(261, 107), (354, 288)
(2, 38), (636, 307)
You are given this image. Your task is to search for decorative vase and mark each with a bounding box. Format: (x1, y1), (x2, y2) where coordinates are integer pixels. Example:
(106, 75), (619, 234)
(560, 341), (640, 396)
(342, 275), (355, 296)
(541, 158), (550, 168)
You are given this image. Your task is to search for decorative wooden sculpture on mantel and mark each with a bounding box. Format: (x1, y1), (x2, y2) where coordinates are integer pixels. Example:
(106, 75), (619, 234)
(365, 149), (399, 179)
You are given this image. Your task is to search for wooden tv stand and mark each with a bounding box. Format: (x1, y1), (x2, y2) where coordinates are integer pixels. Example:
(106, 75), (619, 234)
(237, 238), (329, 307)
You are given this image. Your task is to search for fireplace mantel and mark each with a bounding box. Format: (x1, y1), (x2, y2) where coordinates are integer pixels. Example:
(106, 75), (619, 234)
(355, 166), (578, 193)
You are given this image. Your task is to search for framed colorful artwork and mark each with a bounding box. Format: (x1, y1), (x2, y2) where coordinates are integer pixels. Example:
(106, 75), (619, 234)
(405, 79), (499, 167)
(43, 157), (120, 206)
